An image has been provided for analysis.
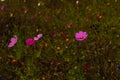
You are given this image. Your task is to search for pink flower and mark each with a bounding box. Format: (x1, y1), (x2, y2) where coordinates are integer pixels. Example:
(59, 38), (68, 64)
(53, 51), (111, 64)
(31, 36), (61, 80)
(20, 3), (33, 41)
(26, 38), (35, 46)
(75, 31), (88, 41)
(8, 36), (18, 48)
(1, 6), (5, 11)
(34, 34), (43, 41)
(67, 22), (72, 28)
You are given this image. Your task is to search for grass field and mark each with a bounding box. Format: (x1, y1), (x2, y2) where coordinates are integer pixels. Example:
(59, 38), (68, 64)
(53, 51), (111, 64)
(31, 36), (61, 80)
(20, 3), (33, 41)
(0, 0), (120, 80)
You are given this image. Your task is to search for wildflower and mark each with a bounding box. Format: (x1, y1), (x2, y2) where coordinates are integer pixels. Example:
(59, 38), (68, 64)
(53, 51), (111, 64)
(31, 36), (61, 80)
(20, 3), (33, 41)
(12, 59), (17, 64)
(76, 1), (79, 4)
(41, 77), (46, 80)
(75, 31), (88, 41)
(65, 46), (68, 48)
(56, 46), (61, 51)
(8, 35), (18, 48)
(10, 12), (13, 17)
(24, 7), (28, 14)
(34, 33), (43, 41)
(1, 6), (5, 11)
(1, 0), (5, 2)
(26, 38), (35, 46)
(97, 14), (102, 20)
(53, 61), (60, 65)
(38, 2), (41, 6)
(67, 22), (72, 28)
(117, 65), (120, 70)
(65, 38), (69, 42)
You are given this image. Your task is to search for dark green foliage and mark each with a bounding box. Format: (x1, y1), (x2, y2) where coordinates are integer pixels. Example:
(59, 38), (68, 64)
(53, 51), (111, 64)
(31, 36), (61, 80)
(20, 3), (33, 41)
(0, 0), (120, 80)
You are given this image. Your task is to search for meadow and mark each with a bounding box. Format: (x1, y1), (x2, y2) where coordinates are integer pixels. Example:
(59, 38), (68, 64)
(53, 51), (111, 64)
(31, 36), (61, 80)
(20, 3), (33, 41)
(0, 0), (120, 80)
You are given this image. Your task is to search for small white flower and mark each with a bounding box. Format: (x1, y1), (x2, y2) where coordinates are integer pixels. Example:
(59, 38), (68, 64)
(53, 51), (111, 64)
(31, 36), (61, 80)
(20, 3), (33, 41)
(76, 0), (79, 4)
(1, 0), (5, 2)
(38, 3), (41, 6)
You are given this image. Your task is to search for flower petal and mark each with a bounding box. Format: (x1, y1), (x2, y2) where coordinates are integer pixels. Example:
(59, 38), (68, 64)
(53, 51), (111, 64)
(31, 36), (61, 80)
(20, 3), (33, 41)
(34, 37), (39, 41)
(37, 34), (43, 38)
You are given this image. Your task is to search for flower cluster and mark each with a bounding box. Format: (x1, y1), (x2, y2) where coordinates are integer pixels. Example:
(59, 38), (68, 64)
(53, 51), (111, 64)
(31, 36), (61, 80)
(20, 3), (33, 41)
(8, 34), (43, 48)
(8, 31), (88, 48)
(26, 34), (43, 46)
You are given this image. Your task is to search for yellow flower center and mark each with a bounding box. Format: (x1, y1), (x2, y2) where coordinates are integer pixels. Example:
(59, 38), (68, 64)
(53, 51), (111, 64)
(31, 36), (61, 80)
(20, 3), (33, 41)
(80, 36), (83, 39)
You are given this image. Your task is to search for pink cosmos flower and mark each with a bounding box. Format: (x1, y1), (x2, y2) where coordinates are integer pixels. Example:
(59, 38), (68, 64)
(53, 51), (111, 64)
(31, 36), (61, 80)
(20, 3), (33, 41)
(26, 38), (35, 46)
(34, 34), (43, 41)
(8, 35), (18, 48)
(1, 6), (5, 11)
(75, 31), (88, 41)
